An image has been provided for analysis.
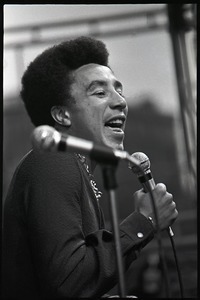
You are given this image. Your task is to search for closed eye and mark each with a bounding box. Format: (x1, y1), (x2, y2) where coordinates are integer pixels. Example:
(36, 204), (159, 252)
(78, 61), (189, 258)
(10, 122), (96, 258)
(116, 89), (125, 98)
(94, 91), (106, 97)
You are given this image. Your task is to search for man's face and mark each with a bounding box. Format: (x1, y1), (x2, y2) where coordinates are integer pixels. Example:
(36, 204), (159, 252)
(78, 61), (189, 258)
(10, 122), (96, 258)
(68, 63), (128, 150)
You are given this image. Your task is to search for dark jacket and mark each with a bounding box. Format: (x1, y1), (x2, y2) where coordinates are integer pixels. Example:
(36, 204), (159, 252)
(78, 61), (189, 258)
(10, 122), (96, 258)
(2, 150), (154, 298)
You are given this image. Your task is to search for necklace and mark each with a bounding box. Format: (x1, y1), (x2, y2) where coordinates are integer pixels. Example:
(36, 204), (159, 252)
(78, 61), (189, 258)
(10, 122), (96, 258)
(76, 154), (102, 201)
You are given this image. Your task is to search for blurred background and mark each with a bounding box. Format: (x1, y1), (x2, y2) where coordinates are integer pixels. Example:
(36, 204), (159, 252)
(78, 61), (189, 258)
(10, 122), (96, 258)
(3, 4), (197, 298)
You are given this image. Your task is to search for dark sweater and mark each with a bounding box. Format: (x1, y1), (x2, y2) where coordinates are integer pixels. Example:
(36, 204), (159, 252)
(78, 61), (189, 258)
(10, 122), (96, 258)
(2, 150), (154, 298)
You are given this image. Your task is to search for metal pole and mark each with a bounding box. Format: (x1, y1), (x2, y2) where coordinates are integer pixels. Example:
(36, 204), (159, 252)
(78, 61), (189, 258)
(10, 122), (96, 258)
(167, 4), (196, 192)
(102, 165), (126, 298)
(108, 189), (126, 297)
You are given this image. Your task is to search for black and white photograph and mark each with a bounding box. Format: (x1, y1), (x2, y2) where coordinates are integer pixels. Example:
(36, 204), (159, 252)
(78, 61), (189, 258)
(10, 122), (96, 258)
(2, 4), (197, 298)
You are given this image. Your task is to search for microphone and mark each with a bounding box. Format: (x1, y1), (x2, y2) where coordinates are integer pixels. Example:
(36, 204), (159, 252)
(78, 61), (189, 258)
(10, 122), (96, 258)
(128, 152), (174, 236)
(31, 125), (140, 166)
(128, 152), (155, 192)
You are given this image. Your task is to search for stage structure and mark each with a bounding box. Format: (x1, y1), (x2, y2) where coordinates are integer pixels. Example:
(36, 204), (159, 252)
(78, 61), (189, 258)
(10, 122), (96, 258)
(4, 4), (196, 199)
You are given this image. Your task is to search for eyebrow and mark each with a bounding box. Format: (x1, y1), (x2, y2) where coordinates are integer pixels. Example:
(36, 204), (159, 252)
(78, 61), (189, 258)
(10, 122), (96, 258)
(86, 80), (123, 91)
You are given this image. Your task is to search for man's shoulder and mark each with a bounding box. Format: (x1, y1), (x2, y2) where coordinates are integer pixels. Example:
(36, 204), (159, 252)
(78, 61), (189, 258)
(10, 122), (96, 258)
(17, 150), (79, 177)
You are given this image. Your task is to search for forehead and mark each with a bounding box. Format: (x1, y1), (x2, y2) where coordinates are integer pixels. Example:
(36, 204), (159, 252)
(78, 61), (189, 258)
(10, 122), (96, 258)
(71, 63), (119, 87)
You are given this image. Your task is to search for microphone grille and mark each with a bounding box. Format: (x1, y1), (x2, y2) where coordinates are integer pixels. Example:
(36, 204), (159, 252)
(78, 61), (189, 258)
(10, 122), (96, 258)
(32, 125), (61, 151)
(128, 152), (150, 175)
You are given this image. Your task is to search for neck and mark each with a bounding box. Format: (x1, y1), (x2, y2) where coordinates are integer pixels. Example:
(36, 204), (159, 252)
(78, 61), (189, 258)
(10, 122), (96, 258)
(54, 124), (97, 172)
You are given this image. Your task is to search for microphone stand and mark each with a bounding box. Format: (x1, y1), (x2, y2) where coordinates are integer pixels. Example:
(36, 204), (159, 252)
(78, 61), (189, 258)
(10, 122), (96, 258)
(101, 164), (126, 298)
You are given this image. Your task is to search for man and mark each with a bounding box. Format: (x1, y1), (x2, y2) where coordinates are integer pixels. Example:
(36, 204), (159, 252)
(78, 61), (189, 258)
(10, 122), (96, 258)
(2, 36), (178, 298)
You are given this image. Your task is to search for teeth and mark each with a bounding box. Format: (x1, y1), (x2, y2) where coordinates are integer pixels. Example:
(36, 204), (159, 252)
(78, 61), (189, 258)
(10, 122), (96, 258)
(108, 119), (123, 125)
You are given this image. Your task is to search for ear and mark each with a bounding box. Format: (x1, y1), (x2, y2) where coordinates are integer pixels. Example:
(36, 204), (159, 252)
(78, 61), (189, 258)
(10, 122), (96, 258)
(51, 106), (71, 127)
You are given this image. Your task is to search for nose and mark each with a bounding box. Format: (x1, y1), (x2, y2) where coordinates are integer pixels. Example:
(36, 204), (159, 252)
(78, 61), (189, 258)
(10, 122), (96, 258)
(109, 91), (127, 111)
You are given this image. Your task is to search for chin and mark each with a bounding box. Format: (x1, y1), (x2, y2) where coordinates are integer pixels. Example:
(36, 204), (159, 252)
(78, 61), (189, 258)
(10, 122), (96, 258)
(102, 135), (124, 151)
(109, 141), (124, 151)
(116, 144), (124, 150)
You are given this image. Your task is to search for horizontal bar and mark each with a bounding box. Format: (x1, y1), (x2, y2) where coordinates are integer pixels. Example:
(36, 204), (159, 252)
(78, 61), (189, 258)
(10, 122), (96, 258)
(4, 7), (166, 33)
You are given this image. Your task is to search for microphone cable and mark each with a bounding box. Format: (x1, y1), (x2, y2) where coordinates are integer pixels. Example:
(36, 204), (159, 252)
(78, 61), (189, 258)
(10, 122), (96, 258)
(128, 152), (184, 298)
(139, 176), (184, 298)
(145, 183), (171, 298)
(168, 229), (184, 298)
(147, 180), (184, 298)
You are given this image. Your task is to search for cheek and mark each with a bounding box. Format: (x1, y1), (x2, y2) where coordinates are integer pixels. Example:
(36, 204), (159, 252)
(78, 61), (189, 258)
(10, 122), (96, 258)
(88, 115), (103, 133)
(78, 109), (102, 134)
(85, 104), (104, 125)
(86, 112), (105, 139)
(73, 100), (106, 136)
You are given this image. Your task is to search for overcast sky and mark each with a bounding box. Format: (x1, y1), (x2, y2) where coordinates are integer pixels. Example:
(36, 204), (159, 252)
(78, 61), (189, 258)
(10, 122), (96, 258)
(4, 4), (181, 115)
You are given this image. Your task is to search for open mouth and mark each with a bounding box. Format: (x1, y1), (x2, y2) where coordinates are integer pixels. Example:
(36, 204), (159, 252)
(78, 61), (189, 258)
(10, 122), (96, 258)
(105, 116), (126, 133)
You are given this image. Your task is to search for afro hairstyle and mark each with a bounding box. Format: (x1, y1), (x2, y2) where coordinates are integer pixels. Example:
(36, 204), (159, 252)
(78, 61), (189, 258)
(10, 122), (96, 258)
(20, 36), (109, 126)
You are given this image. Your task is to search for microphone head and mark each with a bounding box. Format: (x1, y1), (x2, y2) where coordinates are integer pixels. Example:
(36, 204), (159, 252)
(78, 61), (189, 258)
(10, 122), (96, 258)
(128, 152), (150, 176)
(31, 125), (61, 152)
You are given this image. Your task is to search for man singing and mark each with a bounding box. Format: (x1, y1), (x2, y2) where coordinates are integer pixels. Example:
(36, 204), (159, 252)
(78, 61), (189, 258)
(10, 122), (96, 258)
(2, 36), (178, 298)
